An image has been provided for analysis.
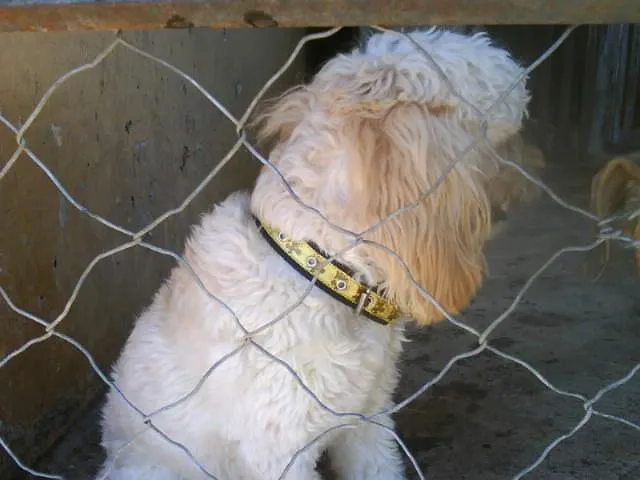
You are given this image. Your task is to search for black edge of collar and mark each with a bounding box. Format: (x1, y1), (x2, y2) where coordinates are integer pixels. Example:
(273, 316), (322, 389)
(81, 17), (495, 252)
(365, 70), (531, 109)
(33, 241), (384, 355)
(253, 215), (389, 326)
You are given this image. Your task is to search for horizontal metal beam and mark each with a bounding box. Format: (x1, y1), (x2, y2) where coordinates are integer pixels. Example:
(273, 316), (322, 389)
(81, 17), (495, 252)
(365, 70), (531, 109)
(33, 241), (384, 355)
(0, 0), (639, 33)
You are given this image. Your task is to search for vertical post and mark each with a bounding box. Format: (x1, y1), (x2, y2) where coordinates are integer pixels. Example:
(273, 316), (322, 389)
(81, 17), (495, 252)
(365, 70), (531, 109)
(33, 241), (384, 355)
(583, 26), (610, 156)
(558, 27), (576, 148)
(532, 27), (556, 150)
(608, 24), (629, 147)
(622, 24), (640, 137)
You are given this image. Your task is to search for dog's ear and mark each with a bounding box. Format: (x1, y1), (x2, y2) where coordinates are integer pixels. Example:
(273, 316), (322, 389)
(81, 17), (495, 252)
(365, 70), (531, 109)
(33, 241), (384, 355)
(587, 157), (640, 278)
(253, 86), (315, 146)
(341, 104), (493, 326)
(590, 157), (640, 219)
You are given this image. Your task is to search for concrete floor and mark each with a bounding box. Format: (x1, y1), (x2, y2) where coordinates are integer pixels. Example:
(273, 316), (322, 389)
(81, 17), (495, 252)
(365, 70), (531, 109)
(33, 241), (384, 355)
(34, 163), (639, 479)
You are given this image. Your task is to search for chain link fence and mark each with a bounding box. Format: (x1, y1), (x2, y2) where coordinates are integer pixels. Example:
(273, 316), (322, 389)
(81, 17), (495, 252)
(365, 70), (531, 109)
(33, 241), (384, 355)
(1, 25), (639, 480)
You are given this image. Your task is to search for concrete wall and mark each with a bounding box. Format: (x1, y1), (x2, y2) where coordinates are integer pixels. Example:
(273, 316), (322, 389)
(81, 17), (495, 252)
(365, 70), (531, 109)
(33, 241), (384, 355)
(0, 27), (306, 477)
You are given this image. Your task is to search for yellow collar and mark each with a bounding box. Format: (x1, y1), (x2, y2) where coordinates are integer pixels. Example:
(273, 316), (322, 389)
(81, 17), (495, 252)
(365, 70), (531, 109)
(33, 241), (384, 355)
(254, 216), (401, 325)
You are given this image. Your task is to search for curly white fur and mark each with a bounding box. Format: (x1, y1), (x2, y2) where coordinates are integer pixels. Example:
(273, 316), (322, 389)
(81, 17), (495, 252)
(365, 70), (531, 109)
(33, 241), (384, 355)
(97, 28), (530, 480)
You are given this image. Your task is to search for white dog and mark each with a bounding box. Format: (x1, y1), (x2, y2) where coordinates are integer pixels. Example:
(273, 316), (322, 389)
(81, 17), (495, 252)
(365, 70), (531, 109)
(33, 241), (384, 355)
(97, 28), (530, 479)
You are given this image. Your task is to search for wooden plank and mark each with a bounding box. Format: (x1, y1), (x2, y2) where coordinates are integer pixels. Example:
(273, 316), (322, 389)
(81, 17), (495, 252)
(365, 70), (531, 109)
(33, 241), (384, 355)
(0, 0), (639, 33)
(558, 28), (576, 135)
(579, 26), (603, 156)
(608, 24), (629, 145)
(622, 24), (640, 134)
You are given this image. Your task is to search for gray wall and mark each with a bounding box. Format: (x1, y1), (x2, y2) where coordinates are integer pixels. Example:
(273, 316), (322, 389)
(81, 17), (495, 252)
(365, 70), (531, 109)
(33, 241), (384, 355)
(0, 27), (306, 477)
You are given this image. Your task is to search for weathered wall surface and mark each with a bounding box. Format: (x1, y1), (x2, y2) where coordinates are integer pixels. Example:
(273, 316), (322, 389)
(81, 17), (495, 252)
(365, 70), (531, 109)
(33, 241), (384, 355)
(0, 27), (306, 477)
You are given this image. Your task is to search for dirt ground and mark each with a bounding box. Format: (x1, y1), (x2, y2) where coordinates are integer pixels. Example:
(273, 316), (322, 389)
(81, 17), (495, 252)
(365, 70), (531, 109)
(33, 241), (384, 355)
(34, 163), (639, 479)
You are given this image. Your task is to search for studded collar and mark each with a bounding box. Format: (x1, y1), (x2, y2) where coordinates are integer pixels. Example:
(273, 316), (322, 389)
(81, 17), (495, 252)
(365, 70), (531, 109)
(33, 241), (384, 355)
(253, 216), (401, 325)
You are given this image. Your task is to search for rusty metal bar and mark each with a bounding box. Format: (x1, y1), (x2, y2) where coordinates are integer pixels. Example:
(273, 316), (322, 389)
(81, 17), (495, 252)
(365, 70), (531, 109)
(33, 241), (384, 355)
(0, 0), (639, 33)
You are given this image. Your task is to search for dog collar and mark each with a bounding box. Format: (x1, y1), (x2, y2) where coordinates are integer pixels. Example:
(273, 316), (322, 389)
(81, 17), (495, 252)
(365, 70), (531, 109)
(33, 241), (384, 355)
(254, 216), (401, 325)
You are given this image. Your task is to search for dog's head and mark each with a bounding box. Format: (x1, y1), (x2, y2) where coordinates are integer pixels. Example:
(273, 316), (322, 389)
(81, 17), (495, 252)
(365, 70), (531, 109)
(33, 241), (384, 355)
(251, 28), (530, 325)
(485, 132), (546, 235)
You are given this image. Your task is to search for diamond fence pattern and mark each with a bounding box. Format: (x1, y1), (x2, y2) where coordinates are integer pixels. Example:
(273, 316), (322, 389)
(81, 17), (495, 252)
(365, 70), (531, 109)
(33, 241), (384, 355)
(1, 25), (639, 480)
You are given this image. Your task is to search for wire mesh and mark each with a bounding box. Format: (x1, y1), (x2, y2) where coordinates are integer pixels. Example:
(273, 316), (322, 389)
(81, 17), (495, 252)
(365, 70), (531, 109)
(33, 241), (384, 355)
(1, 24), (639, 480)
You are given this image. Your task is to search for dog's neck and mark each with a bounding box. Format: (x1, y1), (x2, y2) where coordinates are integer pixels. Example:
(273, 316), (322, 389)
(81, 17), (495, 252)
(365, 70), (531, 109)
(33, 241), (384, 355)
(250, 160), (389, 284)
(253, 214), (401, 325)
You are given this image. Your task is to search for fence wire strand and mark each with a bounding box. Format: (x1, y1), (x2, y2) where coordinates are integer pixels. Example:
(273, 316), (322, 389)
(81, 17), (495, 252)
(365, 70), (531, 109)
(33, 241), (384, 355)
(1, 23), (638, 480)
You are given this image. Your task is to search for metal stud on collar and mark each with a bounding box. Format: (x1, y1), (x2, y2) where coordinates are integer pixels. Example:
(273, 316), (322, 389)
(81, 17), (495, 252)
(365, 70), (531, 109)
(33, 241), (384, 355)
(356, 287), (373, 316)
